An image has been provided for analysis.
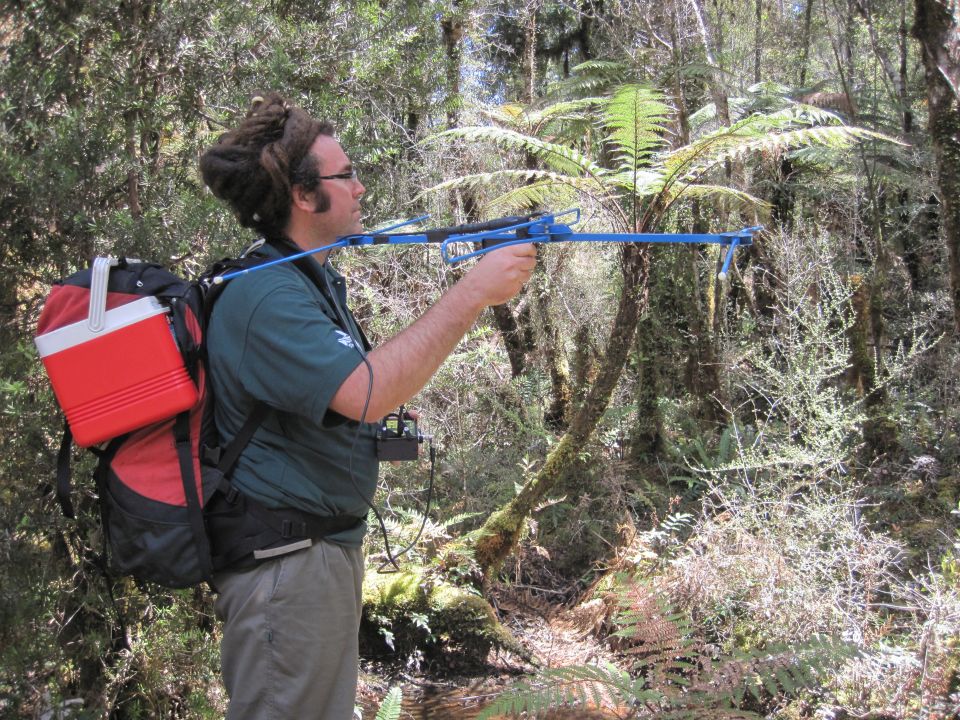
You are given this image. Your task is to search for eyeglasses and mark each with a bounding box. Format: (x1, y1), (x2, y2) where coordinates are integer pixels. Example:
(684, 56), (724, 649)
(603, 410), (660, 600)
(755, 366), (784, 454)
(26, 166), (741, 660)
(317, 168), (358, 182)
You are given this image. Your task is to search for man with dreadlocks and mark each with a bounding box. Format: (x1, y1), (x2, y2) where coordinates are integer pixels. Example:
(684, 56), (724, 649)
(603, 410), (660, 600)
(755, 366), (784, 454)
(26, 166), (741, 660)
(198, 93), (535, 719)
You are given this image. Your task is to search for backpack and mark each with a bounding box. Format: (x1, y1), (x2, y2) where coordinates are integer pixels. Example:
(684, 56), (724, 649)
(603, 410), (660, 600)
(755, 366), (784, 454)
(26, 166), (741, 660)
(35, 248), (361, 588)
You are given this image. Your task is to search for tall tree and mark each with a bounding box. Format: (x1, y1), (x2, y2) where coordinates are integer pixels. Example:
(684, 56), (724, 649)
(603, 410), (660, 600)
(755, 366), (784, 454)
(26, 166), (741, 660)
(913, 0), (960, 334)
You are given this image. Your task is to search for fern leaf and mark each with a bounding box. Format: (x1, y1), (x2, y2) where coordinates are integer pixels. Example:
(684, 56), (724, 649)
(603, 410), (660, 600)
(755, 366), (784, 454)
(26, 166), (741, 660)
(604, 84), (671, 163)
(672, 125), (897, 182)
(429, 126), (604, 177)
(483, 179), (580, 216)
(440, 511), (481, 529)
(546, 60), (631, 98)
(422, 170), (610, 213)
(529, 97), (607, 125)
(572, 59), (631, 75)
(374, 686), (402, 720)
(658, 182), (769, 215)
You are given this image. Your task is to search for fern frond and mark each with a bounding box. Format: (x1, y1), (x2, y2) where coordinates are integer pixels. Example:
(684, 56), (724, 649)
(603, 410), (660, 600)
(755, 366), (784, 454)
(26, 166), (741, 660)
(706, 126), (896, 168)
(529, 97), (607, 125)
(698, 635), (859, 708)
(654, 708), (763, 719)
(483, 179), (581, 216)
(374, 686), (402, 720)
(764, 101), (847, 127)
(422, 169), (608, 207)
(669, 108), (826, 174)
(429, 126), (604, 177)
(658, 182), (769, 215)
(440, 511), (481, 530)
(546, 60), (631, 98)
(573, 59), (632, 75)
(604, 84), (671, 163)
(482, 100), (603, 146)
(668, 122), (897, 185)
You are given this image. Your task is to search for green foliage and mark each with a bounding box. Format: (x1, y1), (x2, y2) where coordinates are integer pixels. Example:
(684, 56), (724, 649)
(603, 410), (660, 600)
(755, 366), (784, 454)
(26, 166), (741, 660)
(374, 686), (403, 720)
(477, 663), (662, 718)
(361, 567), (525, 669)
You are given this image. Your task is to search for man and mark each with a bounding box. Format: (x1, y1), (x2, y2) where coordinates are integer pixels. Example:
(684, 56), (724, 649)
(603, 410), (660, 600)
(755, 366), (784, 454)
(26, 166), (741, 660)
(199, 93), (535, 719)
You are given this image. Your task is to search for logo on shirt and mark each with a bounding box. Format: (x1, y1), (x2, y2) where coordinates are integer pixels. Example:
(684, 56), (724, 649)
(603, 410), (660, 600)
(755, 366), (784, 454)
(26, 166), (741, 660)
(335, 330), (357, 349)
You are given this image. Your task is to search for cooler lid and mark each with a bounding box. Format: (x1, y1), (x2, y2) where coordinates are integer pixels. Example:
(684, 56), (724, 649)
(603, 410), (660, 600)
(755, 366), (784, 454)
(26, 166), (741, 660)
(35, 296), (170, 357)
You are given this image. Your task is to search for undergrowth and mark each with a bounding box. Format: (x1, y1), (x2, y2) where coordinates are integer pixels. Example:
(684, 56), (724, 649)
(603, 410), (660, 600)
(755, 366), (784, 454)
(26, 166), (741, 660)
(477, 575), (857, 719)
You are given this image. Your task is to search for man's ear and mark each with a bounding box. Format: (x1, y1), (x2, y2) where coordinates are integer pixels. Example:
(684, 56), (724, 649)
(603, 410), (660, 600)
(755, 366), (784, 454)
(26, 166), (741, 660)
(291, 184), (317, 213)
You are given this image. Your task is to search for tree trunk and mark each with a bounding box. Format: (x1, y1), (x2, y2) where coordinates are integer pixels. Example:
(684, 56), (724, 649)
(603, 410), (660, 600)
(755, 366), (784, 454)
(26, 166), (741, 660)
(799, 0), (815, 86)
(900, 3), (914, 135)
(523, 0), (542, 104)
(913, 0), (960, 335)
(630, 313), (665, 457)
(441, 3), (465, 128)
(688, 0), (731, 127)
(754, 0), (763, 84)
(853, 0), (912, 134)
(537, 266), (573, 429)
(474, 244), (650, 577)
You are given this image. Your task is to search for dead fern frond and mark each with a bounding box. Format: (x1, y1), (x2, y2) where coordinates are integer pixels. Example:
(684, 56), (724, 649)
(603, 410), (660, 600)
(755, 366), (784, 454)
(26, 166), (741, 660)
(477, 574), (860, 719)
(474, 663), (662, 719)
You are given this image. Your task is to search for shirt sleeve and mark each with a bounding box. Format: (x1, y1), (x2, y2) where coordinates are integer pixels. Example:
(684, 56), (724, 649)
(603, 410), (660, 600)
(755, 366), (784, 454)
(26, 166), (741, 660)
(228, 271), (366, 424)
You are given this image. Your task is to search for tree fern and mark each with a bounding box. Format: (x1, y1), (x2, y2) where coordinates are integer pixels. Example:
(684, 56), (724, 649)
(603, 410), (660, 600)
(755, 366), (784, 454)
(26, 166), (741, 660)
(425, 80), (890, 237)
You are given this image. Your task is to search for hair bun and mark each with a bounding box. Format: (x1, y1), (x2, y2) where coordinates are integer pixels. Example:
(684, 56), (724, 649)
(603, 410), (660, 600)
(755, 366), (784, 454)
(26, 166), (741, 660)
(199, 92), (332, 239)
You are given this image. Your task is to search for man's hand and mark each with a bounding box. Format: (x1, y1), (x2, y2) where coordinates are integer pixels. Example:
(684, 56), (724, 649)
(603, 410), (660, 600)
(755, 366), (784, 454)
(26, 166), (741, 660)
(457, 243), (537, 309)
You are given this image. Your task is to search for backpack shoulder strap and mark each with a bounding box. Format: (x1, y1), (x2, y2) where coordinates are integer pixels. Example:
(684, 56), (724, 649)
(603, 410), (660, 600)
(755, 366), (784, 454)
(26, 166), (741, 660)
(172, 411), (212, 580)
(56, 421), (75, 519)
(214, 401), (271, 476)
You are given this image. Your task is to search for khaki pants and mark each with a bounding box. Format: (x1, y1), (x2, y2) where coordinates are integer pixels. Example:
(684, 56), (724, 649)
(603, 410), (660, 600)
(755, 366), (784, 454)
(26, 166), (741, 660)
(214, 541), (364, 720)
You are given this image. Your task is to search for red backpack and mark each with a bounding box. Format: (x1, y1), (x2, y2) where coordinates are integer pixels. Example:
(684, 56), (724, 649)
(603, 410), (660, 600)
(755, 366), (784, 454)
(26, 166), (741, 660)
(35, 257), (267, 587)
(36, 251), (361, 588)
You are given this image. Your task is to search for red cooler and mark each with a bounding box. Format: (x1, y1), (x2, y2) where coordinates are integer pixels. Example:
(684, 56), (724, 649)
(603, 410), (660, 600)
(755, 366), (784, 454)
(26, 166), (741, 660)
(35, 265), (198, 447)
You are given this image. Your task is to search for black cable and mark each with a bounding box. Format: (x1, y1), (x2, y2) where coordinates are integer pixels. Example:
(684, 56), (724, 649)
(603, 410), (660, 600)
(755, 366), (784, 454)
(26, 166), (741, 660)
(319, 261), (435, 572)
(376, 442), (435, 573)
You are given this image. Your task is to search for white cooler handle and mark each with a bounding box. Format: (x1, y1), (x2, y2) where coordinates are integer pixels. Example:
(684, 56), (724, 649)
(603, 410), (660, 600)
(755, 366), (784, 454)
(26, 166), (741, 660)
(87, 257), (119, 332)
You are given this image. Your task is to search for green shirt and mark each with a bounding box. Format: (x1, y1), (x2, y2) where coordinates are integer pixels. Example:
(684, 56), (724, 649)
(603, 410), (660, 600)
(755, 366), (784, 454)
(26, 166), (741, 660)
(207, 245), (378, 546)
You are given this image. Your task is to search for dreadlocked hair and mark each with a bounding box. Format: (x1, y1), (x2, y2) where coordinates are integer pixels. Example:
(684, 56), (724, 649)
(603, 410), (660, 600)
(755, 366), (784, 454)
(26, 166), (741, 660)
(199, 92), (334, 240)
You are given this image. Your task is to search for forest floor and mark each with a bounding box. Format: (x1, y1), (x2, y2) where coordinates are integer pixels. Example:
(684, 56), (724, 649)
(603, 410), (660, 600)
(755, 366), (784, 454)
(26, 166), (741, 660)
(357, 583), (624, 719)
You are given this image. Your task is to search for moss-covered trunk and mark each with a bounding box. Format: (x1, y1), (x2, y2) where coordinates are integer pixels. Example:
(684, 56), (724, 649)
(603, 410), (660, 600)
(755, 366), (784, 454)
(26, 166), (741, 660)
(913, 0), (960, 335)
(474, 244), (650, 577)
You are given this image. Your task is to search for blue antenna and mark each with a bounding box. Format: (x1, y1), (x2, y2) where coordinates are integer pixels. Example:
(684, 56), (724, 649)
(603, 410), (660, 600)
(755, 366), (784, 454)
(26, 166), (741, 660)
(210, 210), (760, 285)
